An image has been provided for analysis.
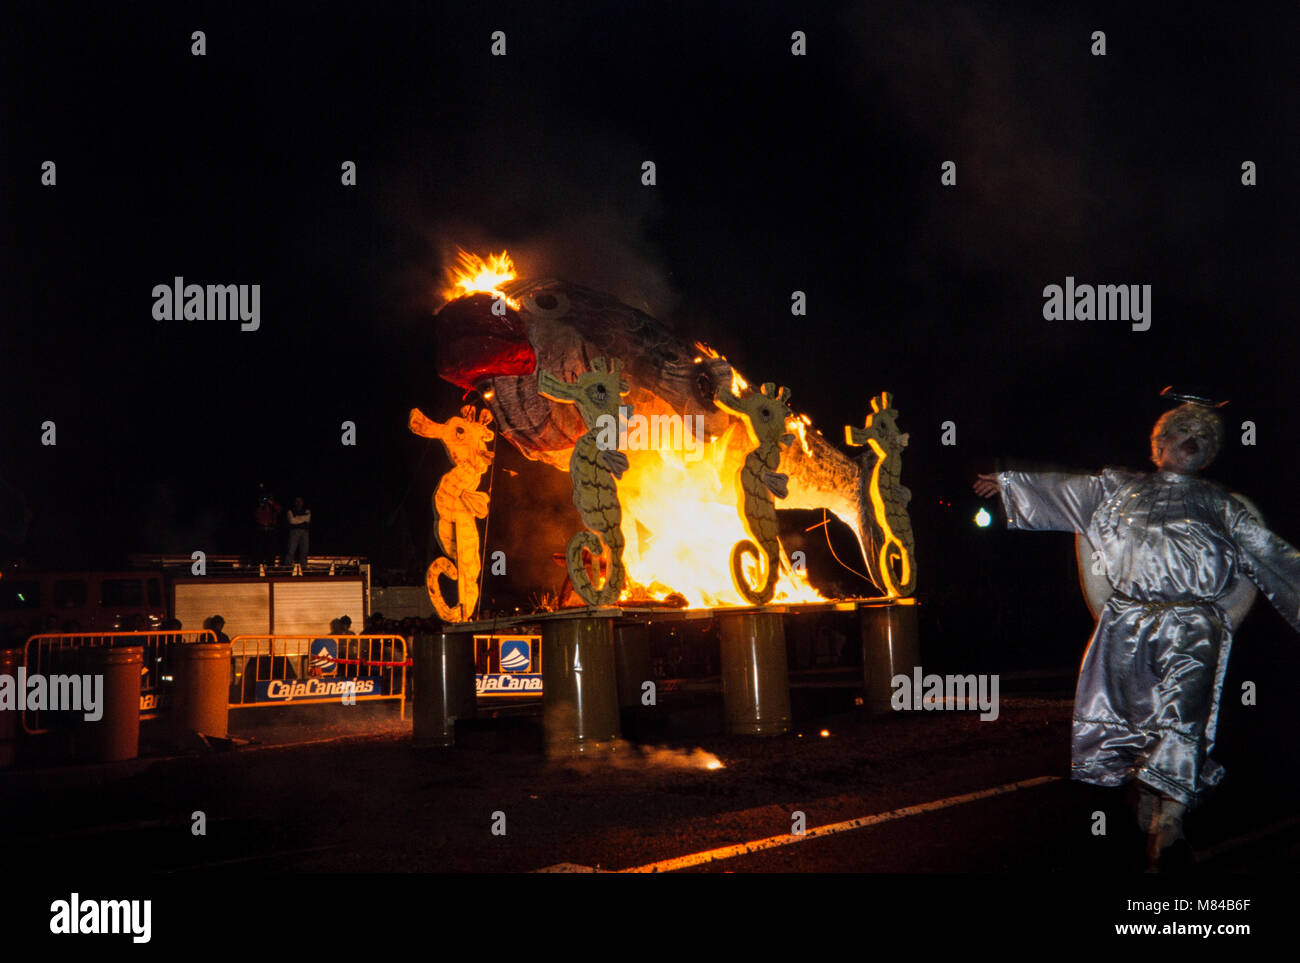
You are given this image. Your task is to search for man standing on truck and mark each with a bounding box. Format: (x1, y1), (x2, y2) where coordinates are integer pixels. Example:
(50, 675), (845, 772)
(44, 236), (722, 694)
(254, 485), (281, 573)
(286, 496), (311, 576)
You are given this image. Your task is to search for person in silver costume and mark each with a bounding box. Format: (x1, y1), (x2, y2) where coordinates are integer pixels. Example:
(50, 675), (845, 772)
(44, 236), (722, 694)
(973, 400), (1300, 867)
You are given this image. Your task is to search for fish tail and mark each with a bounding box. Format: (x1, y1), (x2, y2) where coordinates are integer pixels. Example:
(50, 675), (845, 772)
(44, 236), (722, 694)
(426, 557), (463, 621)
(730, 539), (777, 605)
(566, 530), (623, 605)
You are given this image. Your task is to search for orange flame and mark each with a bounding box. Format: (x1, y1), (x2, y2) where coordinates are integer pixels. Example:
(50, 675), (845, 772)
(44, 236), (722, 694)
(614, 407), (824, 609)
(444, 249), (520, 308)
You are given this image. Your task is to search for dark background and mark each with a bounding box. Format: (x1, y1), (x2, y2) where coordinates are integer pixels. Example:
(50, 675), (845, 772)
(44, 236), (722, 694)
(3, 1), (1298, 683)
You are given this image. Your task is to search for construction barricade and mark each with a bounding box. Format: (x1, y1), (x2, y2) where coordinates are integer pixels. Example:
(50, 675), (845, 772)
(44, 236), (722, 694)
(227, 635), (408, 718)
(21, 630), (218, 735)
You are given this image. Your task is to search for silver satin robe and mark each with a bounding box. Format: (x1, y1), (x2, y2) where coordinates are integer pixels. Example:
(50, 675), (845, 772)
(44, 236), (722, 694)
(999, 468), (1300, 806)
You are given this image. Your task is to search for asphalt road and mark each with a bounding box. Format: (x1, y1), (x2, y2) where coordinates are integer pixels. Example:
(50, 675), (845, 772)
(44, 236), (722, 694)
(3, 694), (1295, 875)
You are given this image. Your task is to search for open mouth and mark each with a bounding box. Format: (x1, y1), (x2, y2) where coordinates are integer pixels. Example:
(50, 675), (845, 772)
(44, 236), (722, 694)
(434, 293), (536, 390)
(1179, 437), (1200, 456)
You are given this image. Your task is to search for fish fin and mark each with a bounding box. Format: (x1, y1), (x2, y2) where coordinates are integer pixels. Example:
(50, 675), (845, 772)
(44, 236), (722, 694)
(763, 472), (789, 499)
(598, 450), (629, 478)
(461, 490), (490, 518)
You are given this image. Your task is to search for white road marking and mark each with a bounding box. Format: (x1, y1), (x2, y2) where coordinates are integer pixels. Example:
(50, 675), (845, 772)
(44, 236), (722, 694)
(617, 775), (1062, 873)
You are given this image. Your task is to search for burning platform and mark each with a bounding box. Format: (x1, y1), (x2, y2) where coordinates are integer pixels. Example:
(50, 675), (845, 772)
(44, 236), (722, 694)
(411, 250), (923, 754)
(415, 598), (918, 755)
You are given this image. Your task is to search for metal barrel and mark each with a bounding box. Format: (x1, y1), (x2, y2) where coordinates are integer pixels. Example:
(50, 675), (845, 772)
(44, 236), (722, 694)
(0, 647), (20, 767)
(171, 642), (232, 743)
(78, 644), (142, 763)
(613, 622), (653, 709)
(859, 600), (920, 714)
(718, 611), (791, 736)
(412, 632), (476, 747)
(542, 617), (620, 757)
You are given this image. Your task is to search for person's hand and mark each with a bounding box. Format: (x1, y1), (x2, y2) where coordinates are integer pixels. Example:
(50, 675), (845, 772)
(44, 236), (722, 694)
(973, 472), (1001, 498)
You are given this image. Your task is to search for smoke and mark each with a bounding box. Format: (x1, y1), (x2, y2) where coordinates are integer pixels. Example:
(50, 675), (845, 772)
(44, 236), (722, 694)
(551, 738), (725, 773)
(477, 441), (576, 603)
(846, 1), (1103, 278)
(383, 98), (680, 330)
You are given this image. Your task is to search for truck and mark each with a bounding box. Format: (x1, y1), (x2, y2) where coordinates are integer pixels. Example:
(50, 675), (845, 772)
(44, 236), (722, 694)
(1, 557), (369, 649)
(0, 569), (168, 648)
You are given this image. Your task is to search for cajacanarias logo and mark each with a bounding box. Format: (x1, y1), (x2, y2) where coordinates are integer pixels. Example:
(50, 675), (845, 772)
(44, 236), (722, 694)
(266, 678), (376, 702)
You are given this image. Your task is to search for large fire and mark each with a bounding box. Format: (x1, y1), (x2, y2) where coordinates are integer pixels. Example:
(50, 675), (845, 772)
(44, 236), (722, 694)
(445, 249), (521, 308)
(448, 249), (826, 609)
(616, 420), (824, 608)
(603, 340), (822, 607)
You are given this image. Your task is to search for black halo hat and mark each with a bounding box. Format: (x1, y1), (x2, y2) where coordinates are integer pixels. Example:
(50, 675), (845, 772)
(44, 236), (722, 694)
(1160, 385), (1229, 409)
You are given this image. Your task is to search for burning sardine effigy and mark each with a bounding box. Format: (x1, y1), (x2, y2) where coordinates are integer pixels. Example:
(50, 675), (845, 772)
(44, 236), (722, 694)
(431, 252), (915, 605)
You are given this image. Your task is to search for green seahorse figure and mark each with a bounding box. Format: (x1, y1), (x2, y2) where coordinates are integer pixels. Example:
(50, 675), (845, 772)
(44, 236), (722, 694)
(844, 390), (916, 597)
(715, 381), (794, 604)
(538, 357), (631, 606)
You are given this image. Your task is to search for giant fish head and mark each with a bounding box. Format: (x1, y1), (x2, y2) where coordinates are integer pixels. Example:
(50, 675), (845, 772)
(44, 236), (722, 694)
(434, 278), (734, 470)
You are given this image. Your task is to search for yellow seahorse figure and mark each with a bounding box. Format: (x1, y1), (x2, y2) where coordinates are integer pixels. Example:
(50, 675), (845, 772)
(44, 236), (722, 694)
(409, 404), (494, 621)
(715, 382), (794, 605)
(845, 391), (916, 597)
(538, 357), (631, 606)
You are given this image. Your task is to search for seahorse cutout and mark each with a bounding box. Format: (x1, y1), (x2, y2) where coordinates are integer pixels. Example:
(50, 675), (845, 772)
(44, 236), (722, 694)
(715, 382), (794, 605)
(845, 391), (916, 597)
(538, 357), (630, 606)
(409, 404), (494, 621)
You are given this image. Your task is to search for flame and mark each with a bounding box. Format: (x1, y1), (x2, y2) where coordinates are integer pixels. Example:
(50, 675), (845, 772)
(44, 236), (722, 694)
(444, 249), (520, 308)
(789, 414), (814, 456)
(863, 434), (911, 597)
(613, 403), (824, 609)
(695, 341), (750, 396)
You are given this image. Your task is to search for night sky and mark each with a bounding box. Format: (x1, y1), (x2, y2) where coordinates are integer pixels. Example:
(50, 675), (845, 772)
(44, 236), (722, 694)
(3, 2), (1298, 667)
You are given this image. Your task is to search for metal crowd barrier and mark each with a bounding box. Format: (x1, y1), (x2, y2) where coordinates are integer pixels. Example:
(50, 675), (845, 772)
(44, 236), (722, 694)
(227, 635), (408, 718)
(21, 630), (218, 734)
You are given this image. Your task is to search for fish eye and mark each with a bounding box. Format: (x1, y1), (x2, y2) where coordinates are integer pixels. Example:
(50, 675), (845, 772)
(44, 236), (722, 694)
(525, 290), (571, 318)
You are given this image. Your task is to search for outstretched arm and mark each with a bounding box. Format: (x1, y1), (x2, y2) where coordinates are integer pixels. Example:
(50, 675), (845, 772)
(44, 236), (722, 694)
(974, 470), (1109, 534)
(1230, 502), (1300, 633)
(973, 473), (1000, 498)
